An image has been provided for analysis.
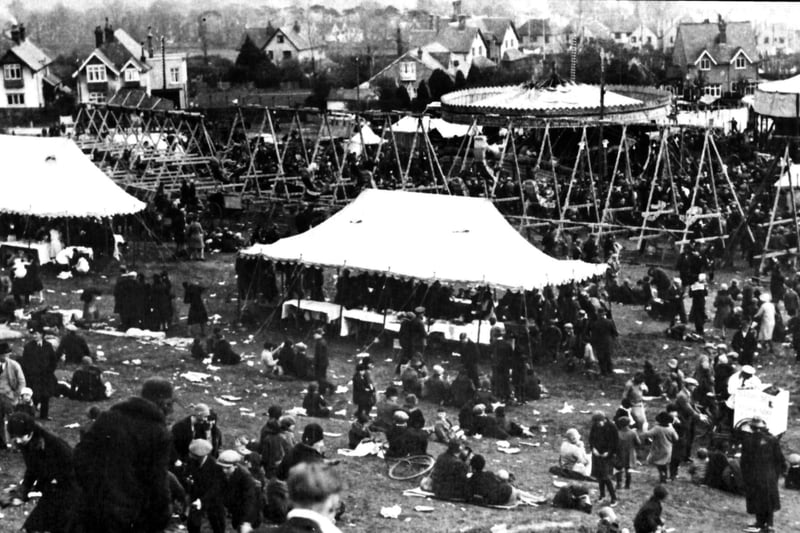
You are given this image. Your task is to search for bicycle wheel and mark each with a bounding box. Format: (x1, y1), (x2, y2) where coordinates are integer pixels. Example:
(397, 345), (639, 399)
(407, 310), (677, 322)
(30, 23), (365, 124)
(388, 455), (435, 481)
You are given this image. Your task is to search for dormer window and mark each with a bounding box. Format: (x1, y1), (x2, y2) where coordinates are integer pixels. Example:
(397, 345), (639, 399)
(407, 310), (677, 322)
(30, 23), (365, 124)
(124, 68), (140, 82)
(699, 57), (711, 71)
(735, 54), (747, 69)
(3, 63), (21, 80)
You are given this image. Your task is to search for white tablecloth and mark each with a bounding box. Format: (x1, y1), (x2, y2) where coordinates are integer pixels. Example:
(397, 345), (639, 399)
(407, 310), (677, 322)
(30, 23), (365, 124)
(0, 240), (50, 264)
(428, 319), (499, 345)
(281, 299), (343, 324)
(340, 308), (403, 336)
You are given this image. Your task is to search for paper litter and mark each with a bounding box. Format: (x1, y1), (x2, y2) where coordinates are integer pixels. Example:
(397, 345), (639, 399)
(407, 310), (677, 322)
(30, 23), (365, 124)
(380, 505), (402, 519)
(215, 397), (237, 407)
(334, 408), (347, 417)
(220, 395), (242, 402)
(324, 432), (342, 438)
(180, 371), (211, 383)
(64, 423), (80, 429)
(557, 402), (574, 414)
(335, 385), (349, 394)
(286, 407), (307, 416)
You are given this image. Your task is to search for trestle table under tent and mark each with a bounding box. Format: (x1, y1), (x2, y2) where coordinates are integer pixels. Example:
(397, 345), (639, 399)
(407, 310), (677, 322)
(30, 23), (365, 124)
(236, 189), (608, 353)
(0, 134), (146, 268)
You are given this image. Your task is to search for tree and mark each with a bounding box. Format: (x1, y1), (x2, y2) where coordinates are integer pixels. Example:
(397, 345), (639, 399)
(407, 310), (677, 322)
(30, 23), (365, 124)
(427, 68), (454, 100)
(306, 73), (332, 109)
(395, 85), (411, 109)
(412, 80), (431, 111)
(454, 70), (467, 90)
(236, 35), (267, 69)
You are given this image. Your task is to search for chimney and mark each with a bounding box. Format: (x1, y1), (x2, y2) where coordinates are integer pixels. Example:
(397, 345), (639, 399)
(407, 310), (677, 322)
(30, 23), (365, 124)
(293, 20), (300, 34)
(396, 26), (403, 57)
(429, 14), (435, 30)
(18, 23), (25, 42)
(104, 18), (113, 43)
(458, 15), (466, 30)
(10, 24), (19, 45)
(718, 15), (727, 44)
(147, 26), (154, 58)
(140, 41), (147, 62)
(417, 47), (423, 59)
(452, 0), (462, 22)
(434, 16), (440, 34)
(94, 26), (103, 47)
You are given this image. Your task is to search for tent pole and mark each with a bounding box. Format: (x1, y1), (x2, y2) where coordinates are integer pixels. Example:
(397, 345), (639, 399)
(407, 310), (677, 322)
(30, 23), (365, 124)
(522, 289), (533, 366)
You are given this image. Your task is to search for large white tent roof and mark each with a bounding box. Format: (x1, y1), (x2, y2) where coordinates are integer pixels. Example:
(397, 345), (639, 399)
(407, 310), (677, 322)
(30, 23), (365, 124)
(0, 135), (146, 218)
(754, 74), (800, 118)
(240, 189), (607, 290)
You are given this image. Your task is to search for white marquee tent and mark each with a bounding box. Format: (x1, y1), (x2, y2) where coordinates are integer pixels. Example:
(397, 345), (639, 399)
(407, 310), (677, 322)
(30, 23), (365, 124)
(0, 134), (146, 218)
(239, 189), (607, 290)
(754, 74), (800, 118)
(346, 125), (384, 154)
(391, 115), (480, 138)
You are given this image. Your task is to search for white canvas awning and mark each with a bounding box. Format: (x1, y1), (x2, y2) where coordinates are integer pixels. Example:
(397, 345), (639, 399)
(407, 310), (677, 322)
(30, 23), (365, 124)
(754, 74), (800, 118)
(390, 116), (479, 138)
(239, 189), (607, 290)
(0, 135), (146, 218)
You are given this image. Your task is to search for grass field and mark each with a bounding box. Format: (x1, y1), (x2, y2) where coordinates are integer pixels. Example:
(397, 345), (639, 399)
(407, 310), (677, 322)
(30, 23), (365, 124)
(1, 249), (799, 533)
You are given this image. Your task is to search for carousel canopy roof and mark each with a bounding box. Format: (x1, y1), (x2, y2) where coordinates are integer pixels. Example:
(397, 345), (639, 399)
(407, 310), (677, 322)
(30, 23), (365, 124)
(239, 189), (608, 290)
(753, 74), (800, 118)
(0, 135), (146, 218)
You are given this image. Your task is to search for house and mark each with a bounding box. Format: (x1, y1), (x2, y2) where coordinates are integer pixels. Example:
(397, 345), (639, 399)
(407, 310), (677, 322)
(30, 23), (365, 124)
(755, 21), (798, 57)
(672, 16), (759, 98)
(262, 21), (326, 63)
(608, 20), (636, 47)
(629, 23), (659, 50)
(467, 17), (519, 62)
(517, 18), (561, 55)
(72, 22), (188, 108)
(366, 47), (451, 100)
(0, 23), (60, 109)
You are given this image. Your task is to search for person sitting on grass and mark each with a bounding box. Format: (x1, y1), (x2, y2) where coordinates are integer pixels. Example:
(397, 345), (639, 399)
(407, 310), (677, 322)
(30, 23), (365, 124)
(385, 410), (427, 458)
(70, 356), (111, 402)
(556, 428), (592, 479)
(433, 407), (461, 445)
(469, 403), (509, 439)
(688, 447), (709, 485)
(209, 327), (241, 365)
(191, 335), (208, 361)
(494, 405), (535, 437)
(633, 485), (668, 533)
(373, 386), (402, 433)
(596, 505), (623, 533)
(401, 353), (427, 396)
(348, 412), (374, 449)
(466, 454), (536, 506)
(423, 440), (470, 501)
(13, 387), (37, 417)
(302, 382), (331, 418)
(56, 324), (92, 364)
(423, 365), (450, 405)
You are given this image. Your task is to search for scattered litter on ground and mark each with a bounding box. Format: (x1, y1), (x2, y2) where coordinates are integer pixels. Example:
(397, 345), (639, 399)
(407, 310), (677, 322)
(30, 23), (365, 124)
(379, 505), (402, 519)
(180, 371), (211, 383)
(63, 423), (80, 429)
(557, 402), (574, 414)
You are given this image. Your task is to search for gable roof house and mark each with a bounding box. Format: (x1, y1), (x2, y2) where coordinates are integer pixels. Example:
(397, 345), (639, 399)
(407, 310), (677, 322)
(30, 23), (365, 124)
(72, 22), (188, 108)
(518, 18), (563, 55)
(367, 46), (451, 100)
(0, 23), (60, 108)
(467, 17), (519, 63)
(673, 16), (759, 99)
(262, 21), (326, 64)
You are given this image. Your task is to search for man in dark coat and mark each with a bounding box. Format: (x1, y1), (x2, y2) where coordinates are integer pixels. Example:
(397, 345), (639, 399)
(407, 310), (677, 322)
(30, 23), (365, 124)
(208, 327), (241, 365)
(172, 403), (214, 466)
(430, 440), (470, 501)
(277, 423), (327, 481)
(184, 439), (226, 533)
(313, 329), (334, 396)
(492, 333), (513, 402)
(218, 450), (261, 532)
(396, 312), (413, 373)
(732, 321), (758, 366)
(457, 332), (480, 386)
(590, 311), (619, 376)
(588, 412), (619, 505)
(4, 413), (78, 533)
(351, 362), (376, 419)
(633, 485), (668, 533)
(740, 417), (786, 533)
(70, 356), (108, 401)
(408, 307), (428, 357)
(56, 325), (92, 364)
(20, 326), (58, 420)
(72, 377), (174, 533)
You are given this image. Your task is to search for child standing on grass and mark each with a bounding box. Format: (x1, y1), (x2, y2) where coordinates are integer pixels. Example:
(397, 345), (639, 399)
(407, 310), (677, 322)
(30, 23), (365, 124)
(615, 416), (640, 490)
(640, 411), (679, 483)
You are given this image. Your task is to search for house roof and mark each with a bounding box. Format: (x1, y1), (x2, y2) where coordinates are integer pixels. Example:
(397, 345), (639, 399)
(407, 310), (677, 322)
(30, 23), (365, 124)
(674, 20), (758, 66)
(471, 55), (496, 69)
(73, 29), (150, 78)
(368, 48), (451, 85)
(407, 28), (438, 49)
(267, 25), (318, 51)
(518, 19), (551, 39)
(6, 39), (53, 72)
(470, 17), (518, 44)
(502, 48), (526, 62)
(241, 26), (276, 50)
(432, 26), (480, 54)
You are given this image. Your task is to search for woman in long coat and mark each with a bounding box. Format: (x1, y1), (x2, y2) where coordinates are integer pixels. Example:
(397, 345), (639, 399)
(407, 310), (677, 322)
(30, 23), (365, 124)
(640, 411), (679, 483)
(740, 417), (786, 532)
(754, 293), (776, 354)
(713, 283), (734, 336)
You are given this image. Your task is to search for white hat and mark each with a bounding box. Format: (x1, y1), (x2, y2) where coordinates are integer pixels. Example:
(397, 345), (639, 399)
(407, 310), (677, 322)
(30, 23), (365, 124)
(760, 293), (771, 303)
(20, 387), (33, 396)
(356, 352), (370, 359)
(217, 449), (242, 467)
(432, 365), (444, 375)
(699, 273), (707, 282)
(684, 377), (699, 387)
(741, 365), (756, 375)
(717, 354), (729, 364)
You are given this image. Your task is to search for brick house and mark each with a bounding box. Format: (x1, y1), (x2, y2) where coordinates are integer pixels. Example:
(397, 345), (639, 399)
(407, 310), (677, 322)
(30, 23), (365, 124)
(672, 16), (759, 99)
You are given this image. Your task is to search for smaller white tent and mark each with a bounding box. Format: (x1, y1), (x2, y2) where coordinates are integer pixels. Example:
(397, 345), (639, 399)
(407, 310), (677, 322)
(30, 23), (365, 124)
(346, 125), (384, 154)
(754, 74), (800, 118)
(0, 135), (146, 218)
(391, 115), (479, 138)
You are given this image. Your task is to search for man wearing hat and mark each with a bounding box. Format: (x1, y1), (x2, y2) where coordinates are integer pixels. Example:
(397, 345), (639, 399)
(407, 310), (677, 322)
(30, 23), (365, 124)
(73, 377), (175, 532)
(675, 377), (708, 462)
(172, 403), (214, 466)
(56, 323), (92, 364)
(277, 423), (330, 481)
(409, 307), (428, 357)
(293, 342), (310, 380)
(457, 331), (480, 387)
(0, 341), (26, 450)
(217, 450), (260, 533)
(732, 320), (758, 366)
(422, 364), (450, 405)
(185, 438), (226, 533)
(4, 412), (78, 533)
(724, 364), (762, 429)
(20, 324), (58, 420)
(313, 328), (334, 396)
(740, 416), (786, 533)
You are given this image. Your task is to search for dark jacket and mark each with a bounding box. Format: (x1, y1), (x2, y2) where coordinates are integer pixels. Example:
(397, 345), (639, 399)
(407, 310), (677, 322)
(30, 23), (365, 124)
(589, 419), (619, 479)
(17, 426), (78, 533)
(352, 371), (376, 408)
(431, 451), (469, 500)
(73, 396), (172, 533)
(276, 443), (324, 481)
(313, 338), (329, 380)
(466, 471), (513, 505)
(741, 430), (786, 515)
(70, 365), (106, 401)
(260, 420), (290, 479)
(56, 331), (91, 364)
(633, 497), (663, 533)
(183, 283), (208, 325)
(20, 340), (58, 397)
(222, 466), (261, 529)
(171, 415), (197, 463)
(184, 456), (225, 510)
(386, 424), (428, 458)
(348, 421), (372, 449)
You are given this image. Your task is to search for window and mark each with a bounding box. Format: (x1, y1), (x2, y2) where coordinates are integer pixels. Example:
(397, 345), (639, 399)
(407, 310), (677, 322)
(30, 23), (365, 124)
(3, 63), (21, 80)
(6, 93), (24, 105)
(545, 35), (550, 43)
(169, 66), (180, 84)
(87, 91), (106, 104)
(704, 84), (721, 97)
(471, 47), (475, 55)
(282, 50), (292, 59)
(631, 35), (637, 43)
(735, 54), (747, 69)
(670, 36), (674, 44)
(124, 68), (139, 82)
(267, 50), (274, 60)
(277, 35), (284, 44)
(764, 37), (769, 44)
(646, 36), (652, 44)
(614, 32), (622, 39)
(86, 64), (107, 82)
(699, 57), (711, 71)
(453, 60), (459, 67)
(779, 37), (785, 44)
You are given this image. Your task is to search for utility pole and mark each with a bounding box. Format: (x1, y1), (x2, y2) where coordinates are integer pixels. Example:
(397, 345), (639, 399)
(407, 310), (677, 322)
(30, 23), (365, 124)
(355, 56), (360, 111)
(161, 35), (167, 91)
(600, 47), (607, 182)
